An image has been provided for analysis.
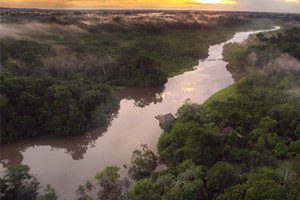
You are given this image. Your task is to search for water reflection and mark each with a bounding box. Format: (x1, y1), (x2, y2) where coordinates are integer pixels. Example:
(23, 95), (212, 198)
(0, 128), (105, 167)
(118, 85), (165, 107)
(0, 26), (280, 199)
(0, 85), (166, 168)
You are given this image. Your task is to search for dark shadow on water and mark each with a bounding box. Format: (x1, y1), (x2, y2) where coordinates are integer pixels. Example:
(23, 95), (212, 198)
(0, 85), (166, 168)
(0, 127), (107, 167)
(117, 85), (165, 107)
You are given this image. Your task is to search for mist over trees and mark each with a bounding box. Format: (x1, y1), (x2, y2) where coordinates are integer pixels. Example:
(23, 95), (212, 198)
(1, 9), (300, 200)
(124, 27), (300, 200)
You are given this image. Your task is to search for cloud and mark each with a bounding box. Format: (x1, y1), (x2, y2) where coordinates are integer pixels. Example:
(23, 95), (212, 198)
(230, 0), (300, 12)
(187, 0), (299, 12)
(285, 0), (299, 3)
(197, 0), (236, 4)
(0, 0), (299, 12)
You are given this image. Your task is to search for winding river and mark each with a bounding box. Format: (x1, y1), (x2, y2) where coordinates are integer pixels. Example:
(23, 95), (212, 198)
(0, 26), (280, 199)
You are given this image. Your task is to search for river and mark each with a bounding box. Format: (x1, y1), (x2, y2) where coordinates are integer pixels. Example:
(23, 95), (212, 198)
(0, 26), (280, 199)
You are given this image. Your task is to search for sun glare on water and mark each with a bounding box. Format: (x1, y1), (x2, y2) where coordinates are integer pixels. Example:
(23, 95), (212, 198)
(198, 0), (236, 4)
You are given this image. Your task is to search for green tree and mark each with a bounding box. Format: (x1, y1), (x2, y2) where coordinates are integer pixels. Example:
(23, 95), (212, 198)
(128, 179), (158, 200)
(244, 180), (289, 200)
(0, 164), (49, 200)
(176, 102), (207, 124)
(291, 155), (300, 178)
(75, 181), (93, 200)
(187, 128), (222, 166)
(158, 121), (203, 165)
(216, 184), (247, 200)
(274, 142), (289, 158)
(163, 166), (206, 200)
(151, 174), (176, 195)
(290, 140), (300, 154)
(163, 179), (205, 200)
(128, 145), (157, 180)
(94, 166), (122, 200)
(38, 185), (58, 200)
(206, 162), (240, 194)
(259, 117), (277, 133)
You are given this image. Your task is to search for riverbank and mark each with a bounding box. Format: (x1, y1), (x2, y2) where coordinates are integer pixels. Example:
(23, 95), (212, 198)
(147, 27), (300, 200)
(1, 11), (300, 199)
(206, 23), (300, 106)
(68, 25), (300, 200)
(1, 22), (276, 199)
(0, 11), (285, 143)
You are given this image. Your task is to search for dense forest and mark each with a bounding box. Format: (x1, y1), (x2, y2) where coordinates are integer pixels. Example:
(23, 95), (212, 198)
(125, 27), (300, 200)
(78, 27), (300, 199)
(0, 36), (166, 143)
(2, 27), (299, 200)
(0, 11), (255, 143)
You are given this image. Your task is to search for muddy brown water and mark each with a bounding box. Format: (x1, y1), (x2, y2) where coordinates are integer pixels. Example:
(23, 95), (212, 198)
(0, 26), (280, 199)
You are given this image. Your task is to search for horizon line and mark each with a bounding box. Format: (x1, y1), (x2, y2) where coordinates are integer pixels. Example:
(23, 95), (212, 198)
(1, 7), (300, 14)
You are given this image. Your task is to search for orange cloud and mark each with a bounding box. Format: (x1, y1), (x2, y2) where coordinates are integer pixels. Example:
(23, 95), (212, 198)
(0, 0), (199, 8)
(197, 0), (236, 4)
(285, 0), (299, 2)
(0, 0), (299, 10)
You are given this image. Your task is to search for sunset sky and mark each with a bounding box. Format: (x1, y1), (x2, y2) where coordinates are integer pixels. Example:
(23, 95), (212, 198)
(0, 0), (299, 13)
